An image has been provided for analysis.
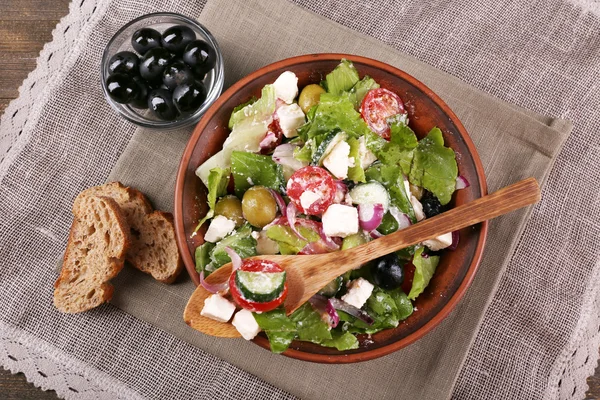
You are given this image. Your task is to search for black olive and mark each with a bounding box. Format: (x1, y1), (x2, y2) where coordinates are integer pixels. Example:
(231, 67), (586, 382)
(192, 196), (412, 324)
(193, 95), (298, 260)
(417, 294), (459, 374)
(161, 25), (196, 54)
(183, 40), (216, 77)
(421, 191), (444, 218)
(131, 28), (162, 54)
(108, 51), (139, 76)
(173, 80), (207, 114)
(105, 73), (139, 104)
(162, 60), (194, 90)
(139, 48), (172, 82)
(371, 253), (404, 290)
(129, 76), (150, 109)
(147, 88), (177, 120)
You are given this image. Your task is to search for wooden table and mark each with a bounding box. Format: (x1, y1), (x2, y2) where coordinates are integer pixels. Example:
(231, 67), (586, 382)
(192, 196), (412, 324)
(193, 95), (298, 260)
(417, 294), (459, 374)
(0, 1), (598, 399)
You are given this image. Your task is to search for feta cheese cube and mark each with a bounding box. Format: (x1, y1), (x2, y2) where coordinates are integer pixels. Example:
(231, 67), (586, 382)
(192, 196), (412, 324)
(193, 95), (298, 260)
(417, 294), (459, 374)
(341, 278), (374, 309)
(423, 232), (453, 251)
(300, 190), (321, 210)
(200, 294), (236, 323)
(204, 215), (236, 243)
(323, 140), (351, 179)
(358, 136), (377, 169)
(273, 71), (298, 104)
(276, 103), (305, 138)
(232, 309), (261, 340)
(255, 230), (280, 255)
(322, 204), (359, 238)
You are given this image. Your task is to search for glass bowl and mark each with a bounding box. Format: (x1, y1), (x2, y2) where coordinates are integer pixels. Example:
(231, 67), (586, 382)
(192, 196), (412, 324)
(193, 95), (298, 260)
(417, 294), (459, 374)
(101, 12), (224, 130)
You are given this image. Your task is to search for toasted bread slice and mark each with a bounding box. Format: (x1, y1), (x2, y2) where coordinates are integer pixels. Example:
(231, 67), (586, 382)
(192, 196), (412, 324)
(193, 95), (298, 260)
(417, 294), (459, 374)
(81, 182), (183, 283)
(54, 194), (130, 313)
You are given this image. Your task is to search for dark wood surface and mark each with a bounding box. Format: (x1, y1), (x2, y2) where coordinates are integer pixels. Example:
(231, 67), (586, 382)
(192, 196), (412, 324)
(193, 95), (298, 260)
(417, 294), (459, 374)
(0, 1), (598, 398)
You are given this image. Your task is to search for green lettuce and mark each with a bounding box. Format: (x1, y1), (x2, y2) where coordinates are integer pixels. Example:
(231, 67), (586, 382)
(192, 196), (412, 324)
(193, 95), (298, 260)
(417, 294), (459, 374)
(365, 163), (416, 222)
(371, 115), (418, 175)
(408, 127), (458, 205)
(348, 75), (380, 109)
(230, 151), (285, 196)
(253, 308), (297, 354)
(228, 85), (276, 129)
(407, 246), (440, 300)
(324, 59), (360, 95)
(266, 224), (320, 254)
(194, 167), (230, 231)
(290, 303), (332, 343)
(320, 331), (359, 351)
(200, 224), (257, 275)
(227, 96), (257, 129)
(347, 137), (366, 182)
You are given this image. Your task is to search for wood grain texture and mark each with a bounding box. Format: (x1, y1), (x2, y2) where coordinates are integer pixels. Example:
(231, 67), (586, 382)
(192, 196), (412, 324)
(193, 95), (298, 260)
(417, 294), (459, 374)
(0, 0), (599, 397)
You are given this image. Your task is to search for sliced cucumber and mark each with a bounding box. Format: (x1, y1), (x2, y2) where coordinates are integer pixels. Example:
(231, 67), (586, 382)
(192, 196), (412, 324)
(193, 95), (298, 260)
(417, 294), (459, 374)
(311, 130), (347, 166)
(318, 276), (343, 297)
(349, 181), (390, 212)
(235, 270), (286, 303)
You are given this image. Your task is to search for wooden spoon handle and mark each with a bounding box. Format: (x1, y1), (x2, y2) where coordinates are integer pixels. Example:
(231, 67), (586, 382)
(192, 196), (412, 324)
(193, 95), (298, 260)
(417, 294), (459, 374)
(305, 178), (540, 283)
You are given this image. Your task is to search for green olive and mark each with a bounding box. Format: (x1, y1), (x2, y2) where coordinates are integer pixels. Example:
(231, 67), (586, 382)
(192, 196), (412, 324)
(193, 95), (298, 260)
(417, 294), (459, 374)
(214, 195), (244, 227)
(298, 84), (326, 114)
(241, 186), (277, 228)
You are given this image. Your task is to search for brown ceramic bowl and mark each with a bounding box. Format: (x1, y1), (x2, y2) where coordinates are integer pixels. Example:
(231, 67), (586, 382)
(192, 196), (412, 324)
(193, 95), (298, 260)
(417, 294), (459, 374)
(174, 54), (488, 363)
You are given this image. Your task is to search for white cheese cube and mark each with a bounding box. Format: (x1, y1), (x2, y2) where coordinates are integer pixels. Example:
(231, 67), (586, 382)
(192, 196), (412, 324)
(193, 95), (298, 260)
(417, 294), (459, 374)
(358, 136), (377, 169)
(341, 278), (374, 309)
(276, 103), (305, 138)
(204, 215), (236, 243)
(322, 204), (359, 238)
(200, 294), (236, 323)
(323, 140), (351, 179)
(300, 190), (321, 210)
(273, 71), (298, 104)
(232, 309), (261, 340)
(423, 232), (453, 251)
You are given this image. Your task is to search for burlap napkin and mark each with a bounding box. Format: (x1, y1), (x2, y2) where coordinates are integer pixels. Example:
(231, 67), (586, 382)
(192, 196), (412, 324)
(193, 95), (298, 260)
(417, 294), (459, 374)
(103, 0), (571, 398)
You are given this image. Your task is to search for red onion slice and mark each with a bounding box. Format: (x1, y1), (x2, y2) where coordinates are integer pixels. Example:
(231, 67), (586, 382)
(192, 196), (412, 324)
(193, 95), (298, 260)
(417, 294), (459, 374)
(286, 202), (307, 241)
(199, 270), (229, 294)
(358, 203), (384, 231)
(369, 229), (384, 239)
(447, 231), (460, 251)
(455, 175), (470, 190)
(308, 294), (340, 328)
(389, 207), (412, 230)
(224, 246), (242, 271)
(295, 219), (340, 251)
(259, 131), (279, 150)
(329, 298), (374, 325)
(268, 189), (287, 217)
(333, 180), (348, 204)
(272, 143), (307, 171)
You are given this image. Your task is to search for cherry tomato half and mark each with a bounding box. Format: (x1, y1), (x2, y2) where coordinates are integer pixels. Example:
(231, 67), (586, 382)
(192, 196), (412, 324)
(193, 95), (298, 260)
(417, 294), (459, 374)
(229, 259), (288, 313)
(360, 88), (406, 140)
(286, 166), (336, 215)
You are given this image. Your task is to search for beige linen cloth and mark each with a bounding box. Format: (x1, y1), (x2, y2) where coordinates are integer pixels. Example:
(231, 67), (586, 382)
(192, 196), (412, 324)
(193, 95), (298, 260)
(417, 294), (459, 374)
(0, 0), (598, 399)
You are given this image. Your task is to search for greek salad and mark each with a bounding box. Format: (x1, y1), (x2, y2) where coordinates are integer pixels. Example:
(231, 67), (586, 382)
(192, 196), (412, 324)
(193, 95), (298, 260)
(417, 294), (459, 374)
(194, 59), (468, 352)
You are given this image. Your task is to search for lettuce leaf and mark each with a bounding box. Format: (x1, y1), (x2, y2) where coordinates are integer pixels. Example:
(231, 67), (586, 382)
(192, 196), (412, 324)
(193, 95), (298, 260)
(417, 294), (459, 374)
(290, 303), (332, 343)
(253, 308), (297, 354)
(365, 163), (416, 222)
(230, 151), (285, 196)
(407, 246), (440, 300)
(348, 75), (380, 109)
(320, 331), (359, 351)
(227, 96), (257, 129)
(325, 59), (360, 95)
(347, 137), (366, 183)
(265, 224), (320, 254)
(194, 242), (215, 274)
(194, 167), (230, 230)
(408, 127), (458, 205)
(372, 115), (418, 175)
(228, 85), (276, 129)
(203, 224), (257, 274)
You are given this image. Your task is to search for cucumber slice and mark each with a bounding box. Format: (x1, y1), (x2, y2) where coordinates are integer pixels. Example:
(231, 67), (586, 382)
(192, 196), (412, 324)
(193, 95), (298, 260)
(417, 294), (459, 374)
(235, 270), (286, 303)
(311, 130), (348, 166)
(349, 181), (390, 212)
(318, 276), (343, 297)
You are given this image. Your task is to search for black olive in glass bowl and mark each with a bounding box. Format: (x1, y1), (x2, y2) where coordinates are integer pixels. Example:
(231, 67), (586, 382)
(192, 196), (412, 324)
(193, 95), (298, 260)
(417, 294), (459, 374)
(147, 88), (178, 120)
(162, 60), (195, 90)
(139, 48), (173, 82)
(108, 51), (139, 76)
(173, 81), (207, 114)
(131, 27), (162, 54)
(182, 40), (216, 77)
(105, 73), (139, 104)
(130, 76), (150, 109)
(161, 25), (196, 54)
(371, 253), (404, 290)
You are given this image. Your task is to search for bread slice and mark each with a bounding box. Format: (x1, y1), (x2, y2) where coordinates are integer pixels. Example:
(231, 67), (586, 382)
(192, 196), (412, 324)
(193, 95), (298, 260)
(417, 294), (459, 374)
(54, 194), (130, 313)
(81, 182), (183, 283)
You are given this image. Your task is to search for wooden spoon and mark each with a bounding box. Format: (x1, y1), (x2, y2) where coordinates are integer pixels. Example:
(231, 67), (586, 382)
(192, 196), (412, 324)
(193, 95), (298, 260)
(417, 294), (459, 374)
(184, 177), (540, 338)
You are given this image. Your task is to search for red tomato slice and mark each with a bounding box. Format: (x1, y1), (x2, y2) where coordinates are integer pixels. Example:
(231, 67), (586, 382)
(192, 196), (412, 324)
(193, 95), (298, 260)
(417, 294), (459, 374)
(401, 262), (415, 295)
(360, 88), (406, 140)
(259, 118), (283, 155)
(286, 166), (336, 215)
(229, 259), (288, 313)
